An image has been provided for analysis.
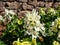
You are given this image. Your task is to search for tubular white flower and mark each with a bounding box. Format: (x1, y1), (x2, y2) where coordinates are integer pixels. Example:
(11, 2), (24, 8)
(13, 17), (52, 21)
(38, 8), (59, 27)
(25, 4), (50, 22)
(34, 27), (40, 31)
(41, 26), (45, 30)
(52, 22), (55, 26)
(0, 15), (3, 20)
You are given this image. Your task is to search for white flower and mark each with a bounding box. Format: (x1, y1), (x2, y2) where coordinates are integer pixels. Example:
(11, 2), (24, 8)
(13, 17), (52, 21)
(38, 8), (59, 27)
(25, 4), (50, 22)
(34, 27), (40, 31)
(35, 21), (40, 25)
(5, 9), (15, 15)
(32, 34), (38, 39)
(32, 31), (39, 39)
(5, 9), (9, 15)
(3, 9), (16, 22)
(52, 22), (55, 26)
(0, 15), (3, 20)
(25, 31), (31, 35)
(40, 25), (45, 30)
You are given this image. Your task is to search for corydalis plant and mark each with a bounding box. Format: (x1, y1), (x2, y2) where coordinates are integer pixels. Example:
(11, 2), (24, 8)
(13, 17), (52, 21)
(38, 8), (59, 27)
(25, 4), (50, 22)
(24, 9), (46, 39)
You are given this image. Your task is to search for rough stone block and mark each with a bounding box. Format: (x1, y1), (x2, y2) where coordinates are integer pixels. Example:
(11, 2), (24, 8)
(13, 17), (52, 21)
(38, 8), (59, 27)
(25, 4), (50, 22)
(6, 2), (19, 10)
(17, 0), (28, 2)
(45, 2), (53, 8)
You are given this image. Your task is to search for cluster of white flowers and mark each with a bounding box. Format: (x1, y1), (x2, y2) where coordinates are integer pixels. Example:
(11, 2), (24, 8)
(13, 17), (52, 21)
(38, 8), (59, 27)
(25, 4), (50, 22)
(50, 18), (60, 32)
(55, 18), (60, 41)
(24, 9), (46, 38)
(49, 18), (60, 41)
(4, 9), (15, 21)
(0, 9), (15, 23)
(5, 9), (15, 15)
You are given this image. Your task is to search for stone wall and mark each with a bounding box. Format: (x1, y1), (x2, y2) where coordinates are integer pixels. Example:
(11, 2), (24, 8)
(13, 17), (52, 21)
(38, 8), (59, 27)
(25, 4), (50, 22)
(0, 0), (60, 16)
(0, 0), (60, 37)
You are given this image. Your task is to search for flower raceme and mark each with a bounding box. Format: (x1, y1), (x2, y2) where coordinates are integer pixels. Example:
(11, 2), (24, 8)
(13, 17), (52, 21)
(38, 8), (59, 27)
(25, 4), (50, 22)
(24, 9), (46, 39)
(50, 18), (60, 32)
(0, 9), (16, 25)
